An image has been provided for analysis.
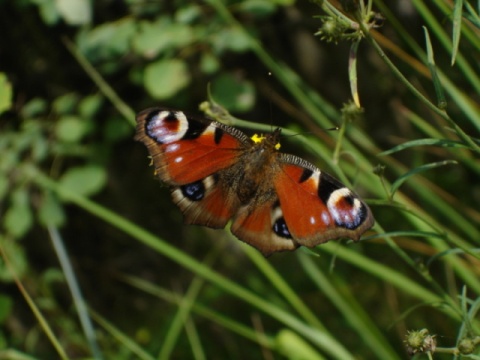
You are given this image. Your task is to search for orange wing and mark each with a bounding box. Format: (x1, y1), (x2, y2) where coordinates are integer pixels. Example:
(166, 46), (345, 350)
(274, 155), (374, 247)
(135, 108), (250, 185)
(135, 108), (251, 228)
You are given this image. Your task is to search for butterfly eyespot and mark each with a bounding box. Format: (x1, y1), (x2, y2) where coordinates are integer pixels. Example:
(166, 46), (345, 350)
(146, 110), (189, 144)
(272, 217), (292, 239)
(327, 188), (366, 229)
(180, 180), (206, 201)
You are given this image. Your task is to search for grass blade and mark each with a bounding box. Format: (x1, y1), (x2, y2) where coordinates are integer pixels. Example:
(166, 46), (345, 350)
(390, 160), (458, 197)
(451, 0), (464, 65)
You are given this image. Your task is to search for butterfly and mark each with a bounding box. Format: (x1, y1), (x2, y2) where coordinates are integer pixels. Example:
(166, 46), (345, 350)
(135, 108), (374, 256)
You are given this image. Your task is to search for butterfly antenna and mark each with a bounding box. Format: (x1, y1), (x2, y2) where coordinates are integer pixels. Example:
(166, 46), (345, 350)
(267, 71), (274, 132)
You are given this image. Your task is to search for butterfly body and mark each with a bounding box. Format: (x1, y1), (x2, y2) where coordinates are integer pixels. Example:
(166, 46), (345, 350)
(135, 108), (374, 256)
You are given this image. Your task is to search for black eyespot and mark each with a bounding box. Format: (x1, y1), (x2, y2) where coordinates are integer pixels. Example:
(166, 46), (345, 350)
(273, 218), (292, 239)
(343, 203), (368, 229)
(181, 180), (205, 201)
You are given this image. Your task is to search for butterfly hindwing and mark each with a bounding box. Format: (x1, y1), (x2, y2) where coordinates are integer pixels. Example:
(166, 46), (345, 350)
(171, 174), (239, 228)
(231, 197), (299, 256)
(274, 155), (374, 247)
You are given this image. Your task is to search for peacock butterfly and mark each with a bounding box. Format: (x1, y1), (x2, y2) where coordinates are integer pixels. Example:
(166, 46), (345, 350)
(135, 107), (374, 256)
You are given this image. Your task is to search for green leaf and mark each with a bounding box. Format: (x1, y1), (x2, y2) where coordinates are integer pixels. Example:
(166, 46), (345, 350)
(38, 192), (66, 227)
(55, 0), (92, 25)
(79, 18), (136, 60)
(0, 73), (12, 114)
(55, 116), (87, 143)
(133, 19), (194, 57)
(3, 189), (33, 238)
(53, 93), (79, 114)
(79, 94), (103, 119)
(211, 73), (255, 112)
(31, 0), (60, 25)
(59, 165), (107, 198)
(144, 59), (190, 100)
(200, 52), (220, 74)
(174, 4), (202, 23)
(211, 27), (251, 53)
(0, 238), (28, 282)
(31, 136), (49, 163)
(21, 98), (48, 117)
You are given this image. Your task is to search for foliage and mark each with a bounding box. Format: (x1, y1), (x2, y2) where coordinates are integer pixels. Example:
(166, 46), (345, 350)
(0, 0), (479, 359)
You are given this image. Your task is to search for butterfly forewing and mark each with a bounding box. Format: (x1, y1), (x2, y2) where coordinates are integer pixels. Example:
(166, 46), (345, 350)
(135, 108), (249, 185)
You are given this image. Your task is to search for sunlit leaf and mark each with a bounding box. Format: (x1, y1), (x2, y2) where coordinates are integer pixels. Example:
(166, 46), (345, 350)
(200, 52), (220, 74)
(211, 27), (251, 53)
(59, 165), (107, 198)
(144, 59), (190, 100)
(55, 116), (87, 143)
(3, 189), (33, 238)
(133, 20), (194, 57)
(32, 0), (60, 25)
(175, 3), (202, 23)
(56, 0), (92, 25)
(79, 18), (136, 60)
